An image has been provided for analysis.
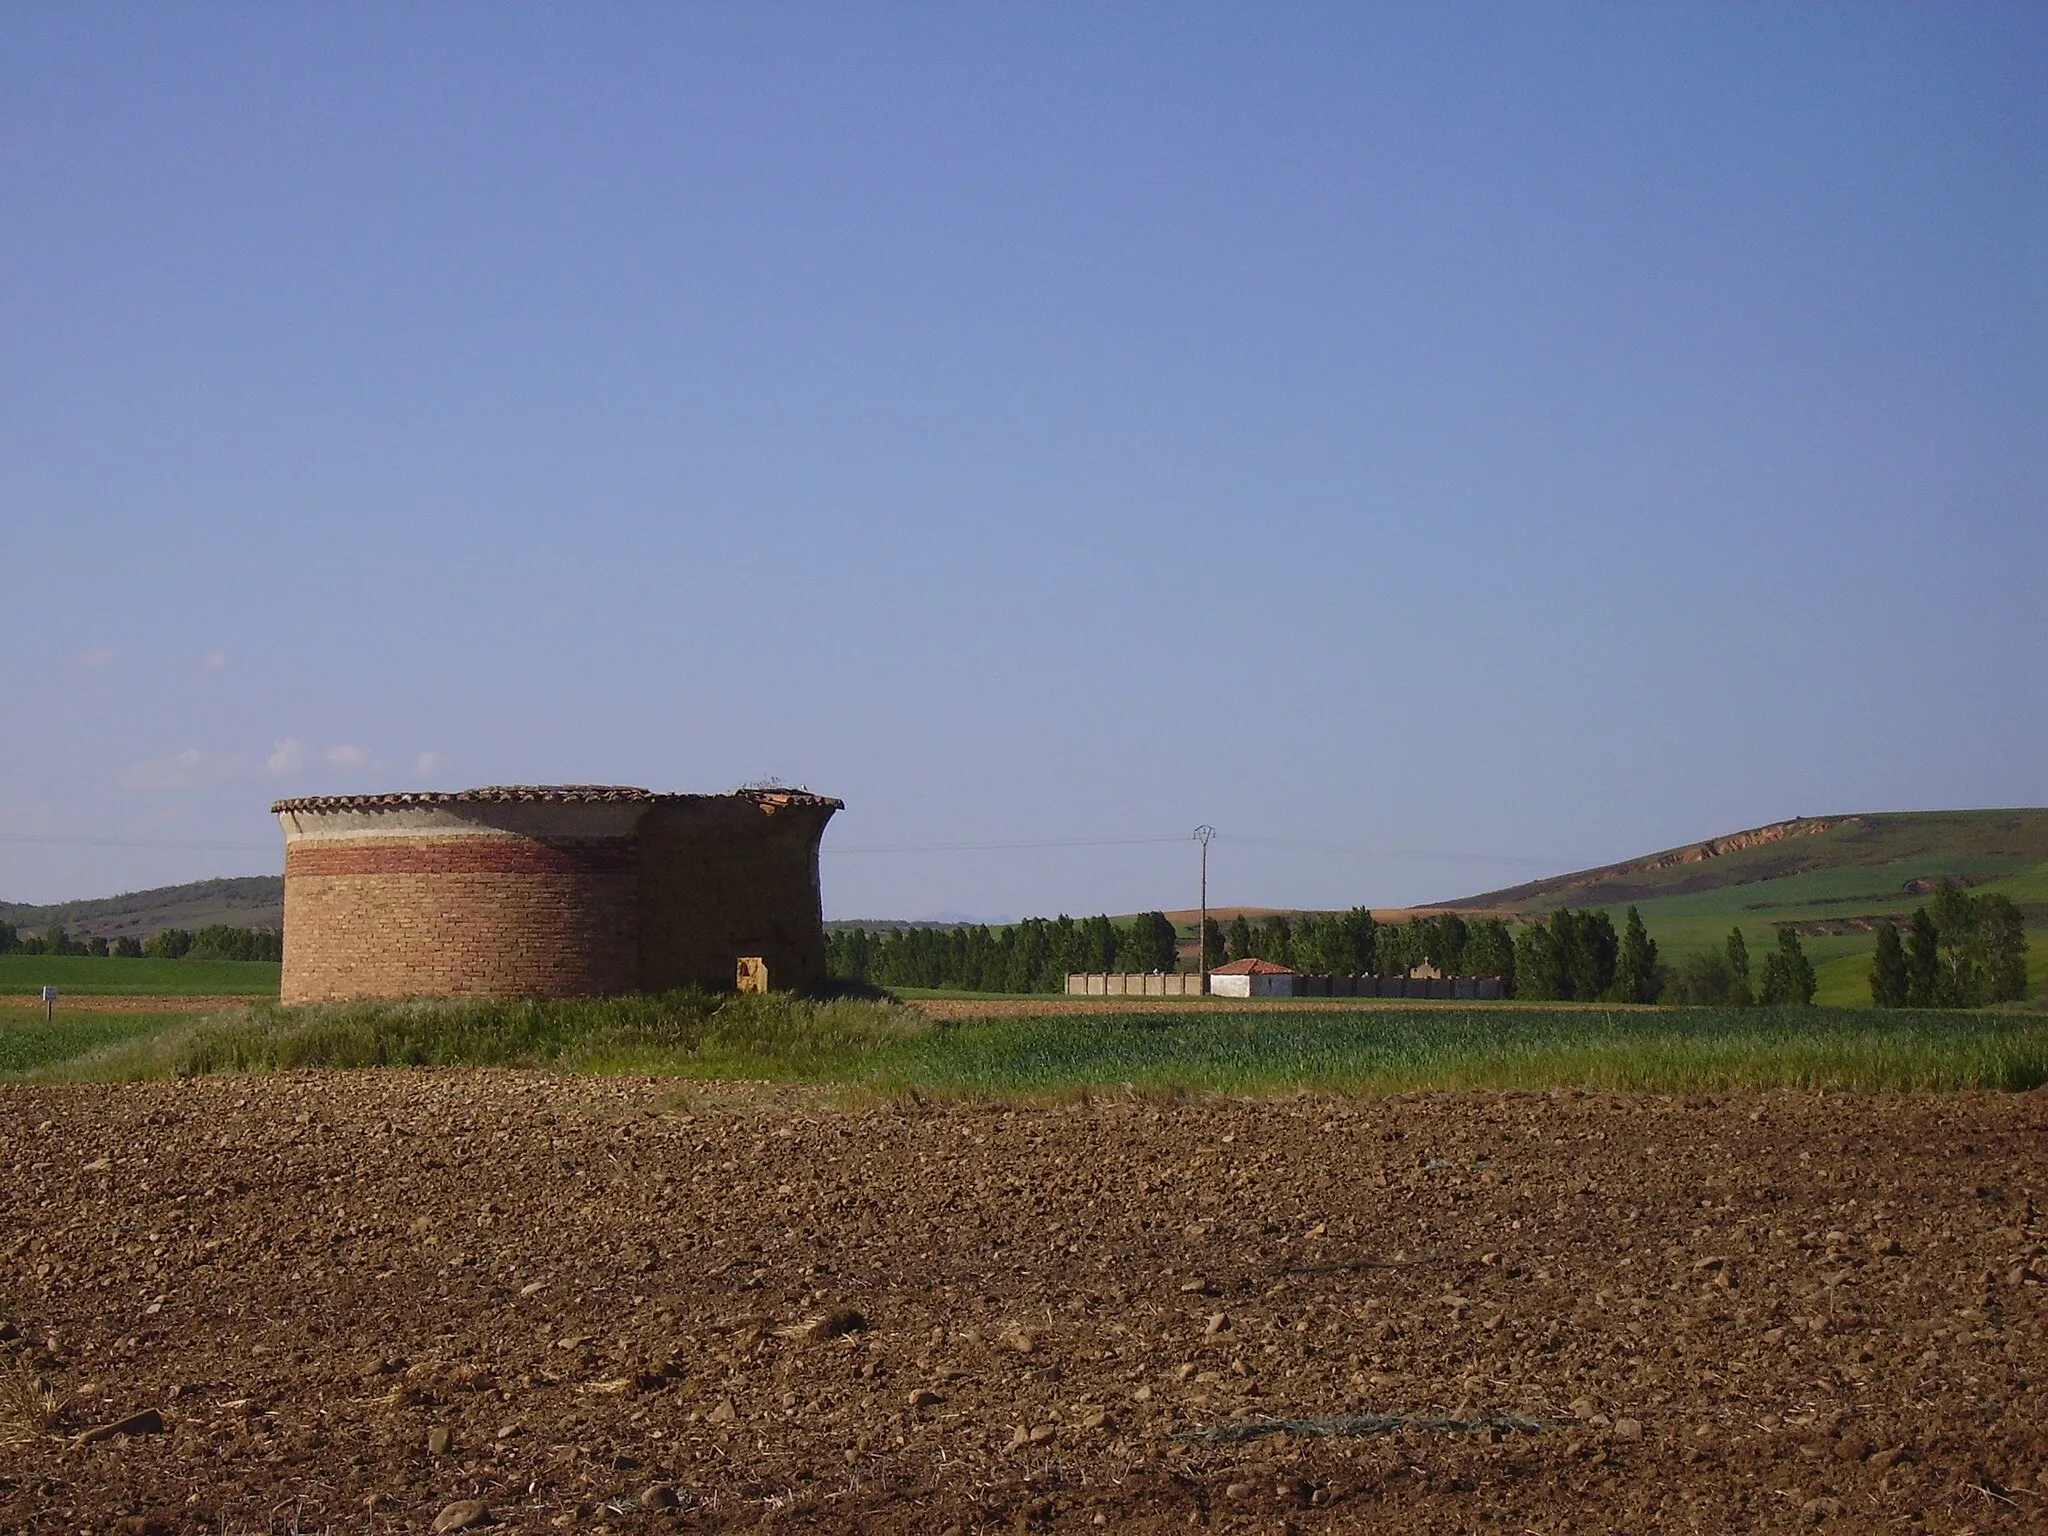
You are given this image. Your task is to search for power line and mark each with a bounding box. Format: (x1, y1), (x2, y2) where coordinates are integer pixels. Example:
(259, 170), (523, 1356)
(823, 832), (1555, 867)
(825, 835), (1188, 855)
(0, 832), (276, 853)
(0, 827), (1559, 870)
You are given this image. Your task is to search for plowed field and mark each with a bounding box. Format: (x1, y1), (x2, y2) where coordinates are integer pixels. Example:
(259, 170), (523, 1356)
(3, 1075), (2045, 1533)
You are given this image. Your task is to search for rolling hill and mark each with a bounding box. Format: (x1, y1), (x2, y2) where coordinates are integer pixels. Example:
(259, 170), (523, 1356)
(0, 875), (284, 944)
(1439, 810), (2048, 920)
(1438, 809), (2048, 1005)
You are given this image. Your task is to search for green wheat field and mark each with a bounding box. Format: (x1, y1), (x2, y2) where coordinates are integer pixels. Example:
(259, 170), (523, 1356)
(5, 992), (2045, 1096)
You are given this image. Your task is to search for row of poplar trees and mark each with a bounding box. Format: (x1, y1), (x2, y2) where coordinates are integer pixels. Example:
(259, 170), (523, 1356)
(828, 908), (1532, 996)
(826, 913), (1181, 994)
(826, 903), (1842, 1006)
(1203, 909), (1514, 982)
(1869, 884), (2027, 1008)
(1664, 924), (1818, 1007)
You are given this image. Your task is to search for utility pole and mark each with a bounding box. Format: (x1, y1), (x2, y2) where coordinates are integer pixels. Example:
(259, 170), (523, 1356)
(1193, 826), (1214, 995)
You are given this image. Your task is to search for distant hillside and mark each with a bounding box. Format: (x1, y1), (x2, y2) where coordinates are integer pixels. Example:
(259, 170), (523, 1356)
(1440, 810), (2048, 921)
(1435, 809), (2048, 1006)
(0, 876), (284, 943)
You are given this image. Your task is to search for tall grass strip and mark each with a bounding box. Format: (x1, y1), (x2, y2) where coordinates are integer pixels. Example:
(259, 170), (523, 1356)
(14, 997), (2047, 1097)
(25, 991), (929, 1083)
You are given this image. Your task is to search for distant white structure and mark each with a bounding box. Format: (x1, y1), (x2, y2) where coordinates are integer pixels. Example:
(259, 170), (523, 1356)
(1205, 958), (1297, 997)
(1065, 971), (1207, 996)
(1063, 960), (1505, 1000)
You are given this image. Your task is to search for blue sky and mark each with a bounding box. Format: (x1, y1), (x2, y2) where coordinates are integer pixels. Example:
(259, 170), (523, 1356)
(3, 4), (2043, 918)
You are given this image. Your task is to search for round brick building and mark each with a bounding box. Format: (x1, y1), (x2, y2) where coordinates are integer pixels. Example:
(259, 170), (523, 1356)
(272, 785), (841, 1004)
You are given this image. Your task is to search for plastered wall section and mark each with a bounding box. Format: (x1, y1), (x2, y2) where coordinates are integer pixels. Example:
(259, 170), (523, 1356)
(635, 798), (837, 993)
(279, 804), (642, 1004)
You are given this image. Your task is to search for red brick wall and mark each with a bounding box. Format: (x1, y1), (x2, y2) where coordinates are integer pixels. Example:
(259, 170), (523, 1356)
(635, 798), (837, 993)
(280, 836), (638, 1003)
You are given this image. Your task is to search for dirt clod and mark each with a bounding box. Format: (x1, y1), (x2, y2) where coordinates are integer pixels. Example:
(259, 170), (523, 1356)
(72, 1407), (165, 1446)
(431, 1498), (492, 1532)
(775, 1306), (867, 1344)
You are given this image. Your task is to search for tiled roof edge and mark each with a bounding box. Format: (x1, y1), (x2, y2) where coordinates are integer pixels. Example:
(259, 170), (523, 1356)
(270, 786), (843, 813)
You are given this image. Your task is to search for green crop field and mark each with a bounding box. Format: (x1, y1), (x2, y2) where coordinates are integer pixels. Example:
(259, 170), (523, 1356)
(872, 1004), (2048, 1095)
(9, 992), (2045, 1096)
(0, 953), (281, 996)
(0, 1005), (209, 1075)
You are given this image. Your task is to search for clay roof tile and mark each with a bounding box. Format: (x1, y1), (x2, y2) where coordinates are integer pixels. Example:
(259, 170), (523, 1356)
(270, 785), (844, 814)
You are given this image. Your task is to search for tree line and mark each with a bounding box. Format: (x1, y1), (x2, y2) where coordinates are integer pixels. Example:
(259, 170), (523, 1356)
(1213, 903), (1799, 1006)
(824, 902), (1843, 1006)
(1869, 883), (2027, 1008)
(826, 913), (1181, 994)
(826, 908), (1486, 996)
(0, 923), (283, 962)
(1212, 909), (1518, 988)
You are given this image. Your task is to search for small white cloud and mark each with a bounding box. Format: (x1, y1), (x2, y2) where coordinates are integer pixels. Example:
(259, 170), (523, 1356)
(415, 751), (443, 778)
(122, 748), (241, 791)
(325, 744), (369, 769)
(76, 647), (117, 669)
(202, 650), (230, 670)
(266, 738), (308, 775)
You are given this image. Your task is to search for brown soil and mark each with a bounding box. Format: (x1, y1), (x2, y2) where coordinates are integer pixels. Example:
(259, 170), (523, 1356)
(3, 1076), (2045, 1533)
(905, 998), (1601, 1021)
(906, 997), (1387, 1022)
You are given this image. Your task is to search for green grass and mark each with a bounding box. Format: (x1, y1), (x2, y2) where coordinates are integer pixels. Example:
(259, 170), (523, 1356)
(1811, 948), (1875, 1009)
(11, 993), (2046, 1096)
(11, 991), (927, 1082)
(0, 1006), (205, 1075)
(1622, 859), (2023, 921)
(0, 954), (280, 996)
(856, 1006), (2048, 1094)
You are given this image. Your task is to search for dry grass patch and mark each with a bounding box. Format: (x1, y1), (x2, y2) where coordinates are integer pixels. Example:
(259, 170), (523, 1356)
(0, 1350), (57, 1456)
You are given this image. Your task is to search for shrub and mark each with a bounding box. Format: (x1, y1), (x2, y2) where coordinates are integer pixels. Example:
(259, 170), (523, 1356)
(1758, 926), (1817, 1007)
(1669, 950), (1737, 1007)
(144, 928), (193, 959)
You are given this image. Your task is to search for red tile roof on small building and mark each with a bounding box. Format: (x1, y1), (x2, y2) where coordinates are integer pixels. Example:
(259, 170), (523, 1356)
(1209, 957), (1294, 975)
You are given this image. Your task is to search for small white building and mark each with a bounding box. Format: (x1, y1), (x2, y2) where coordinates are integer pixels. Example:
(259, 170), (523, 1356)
(1205, 957), (1297, 997)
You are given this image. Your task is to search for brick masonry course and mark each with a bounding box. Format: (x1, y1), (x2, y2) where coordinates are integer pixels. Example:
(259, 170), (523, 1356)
(273, 786), (840, 1004)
